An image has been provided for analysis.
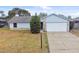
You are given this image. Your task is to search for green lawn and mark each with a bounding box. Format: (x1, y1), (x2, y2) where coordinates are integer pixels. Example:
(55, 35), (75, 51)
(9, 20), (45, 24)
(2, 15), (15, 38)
(0, 28), (48, 53)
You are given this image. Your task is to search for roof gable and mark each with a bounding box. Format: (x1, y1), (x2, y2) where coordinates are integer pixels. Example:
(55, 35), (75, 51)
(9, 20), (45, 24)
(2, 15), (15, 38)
(44, 14), (68, 22)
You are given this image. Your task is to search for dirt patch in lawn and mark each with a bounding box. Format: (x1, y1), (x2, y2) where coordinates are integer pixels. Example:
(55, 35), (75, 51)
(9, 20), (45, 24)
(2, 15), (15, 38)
(71, 29), (79, 37)
(0, 28), (48, 53)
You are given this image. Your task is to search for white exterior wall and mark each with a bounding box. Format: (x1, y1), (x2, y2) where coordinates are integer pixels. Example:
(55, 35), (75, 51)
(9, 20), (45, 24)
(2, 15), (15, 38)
(46, 22), (69, 32)
(9, 23), (30, 30)
(44, 14), (69, 32)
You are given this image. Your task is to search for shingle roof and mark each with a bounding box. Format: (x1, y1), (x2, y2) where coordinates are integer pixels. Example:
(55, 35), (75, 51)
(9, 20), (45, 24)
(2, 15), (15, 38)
(41, 14), (68, 22)
(8, 16), (31, 23)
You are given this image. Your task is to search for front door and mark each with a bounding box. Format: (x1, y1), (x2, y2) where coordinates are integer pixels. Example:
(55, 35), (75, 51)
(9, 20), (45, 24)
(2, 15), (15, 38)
(13, 23), (17, 28)
(41, 22), (43, 30)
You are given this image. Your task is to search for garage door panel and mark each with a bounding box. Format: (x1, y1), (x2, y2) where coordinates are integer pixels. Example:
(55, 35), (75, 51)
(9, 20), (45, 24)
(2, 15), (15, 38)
(46, 23), (68, 32)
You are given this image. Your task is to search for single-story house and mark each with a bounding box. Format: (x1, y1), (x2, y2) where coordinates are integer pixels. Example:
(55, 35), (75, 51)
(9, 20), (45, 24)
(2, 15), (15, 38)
(41, 14), (69, 32)
(0, 18), (7, 27)
(8, 16), (31, 30)
(71, 18), (79, 29)
(74, 21), (79, 29)
(8, 14), (70, 32)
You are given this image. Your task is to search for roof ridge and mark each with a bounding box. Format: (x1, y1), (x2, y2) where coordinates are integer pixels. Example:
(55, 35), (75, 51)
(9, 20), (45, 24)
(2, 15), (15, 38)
(8, 16), (31, 23)
(41, 14), (69, 21)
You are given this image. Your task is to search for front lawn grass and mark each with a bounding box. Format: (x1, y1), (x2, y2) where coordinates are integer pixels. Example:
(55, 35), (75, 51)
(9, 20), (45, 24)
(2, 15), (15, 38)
(0, 28), (48, 53)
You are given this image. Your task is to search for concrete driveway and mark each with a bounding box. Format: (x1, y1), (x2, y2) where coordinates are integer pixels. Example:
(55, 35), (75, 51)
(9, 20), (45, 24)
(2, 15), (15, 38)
(47, 32), (79, 53)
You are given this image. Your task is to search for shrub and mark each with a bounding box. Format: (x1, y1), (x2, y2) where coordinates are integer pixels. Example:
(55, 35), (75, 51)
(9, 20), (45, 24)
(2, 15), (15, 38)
(70, 21), (74, 30)
(30, 14), (40, 33)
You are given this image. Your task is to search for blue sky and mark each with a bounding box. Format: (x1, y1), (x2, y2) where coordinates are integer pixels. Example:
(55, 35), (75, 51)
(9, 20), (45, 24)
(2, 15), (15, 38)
(1, 6), (79, 18)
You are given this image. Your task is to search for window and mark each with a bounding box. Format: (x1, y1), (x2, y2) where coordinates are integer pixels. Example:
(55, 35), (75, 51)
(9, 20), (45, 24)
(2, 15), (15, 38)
(14, 23), (17, 27)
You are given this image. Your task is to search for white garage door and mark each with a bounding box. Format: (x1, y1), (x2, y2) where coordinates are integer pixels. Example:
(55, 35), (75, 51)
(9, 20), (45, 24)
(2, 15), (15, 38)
(46, 23), (68, 32)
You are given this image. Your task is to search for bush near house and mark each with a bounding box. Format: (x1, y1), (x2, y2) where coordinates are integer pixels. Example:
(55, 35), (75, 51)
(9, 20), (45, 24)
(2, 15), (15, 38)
(30, 14), (41, 33)
(70, 21), (74, 30)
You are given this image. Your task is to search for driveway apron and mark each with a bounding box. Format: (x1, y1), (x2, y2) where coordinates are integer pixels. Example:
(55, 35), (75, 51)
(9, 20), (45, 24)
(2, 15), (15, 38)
(47, 32), (79, 53)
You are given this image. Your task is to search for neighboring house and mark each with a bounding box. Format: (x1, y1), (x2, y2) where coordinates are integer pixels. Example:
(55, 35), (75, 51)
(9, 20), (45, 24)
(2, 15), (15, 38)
(8, 15), (31, 30)
(41, 14), (69, 32)
(0, 18), (7, 27)
(0, 13), (7, 27)
(71, 17), (79, 29)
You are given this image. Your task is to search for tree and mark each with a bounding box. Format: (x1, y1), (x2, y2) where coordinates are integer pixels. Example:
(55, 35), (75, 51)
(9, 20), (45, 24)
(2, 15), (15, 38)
(12, 8), (20, 11)
(30, 13), (40, 33)
(18, 9), (30, 16)
(0, 11), (5, 17)
(8, 8), (31, 18)
(8, 11), (16, 18)
(70, 21), (74, 30)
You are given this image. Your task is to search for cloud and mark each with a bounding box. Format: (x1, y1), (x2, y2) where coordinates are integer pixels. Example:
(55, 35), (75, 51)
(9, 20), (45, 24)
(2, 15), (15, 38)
(67, 12), (79, 18)
(39, 6), (53, 14)
(55, 12), (79, 18)
(40, 6), (52, 10)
